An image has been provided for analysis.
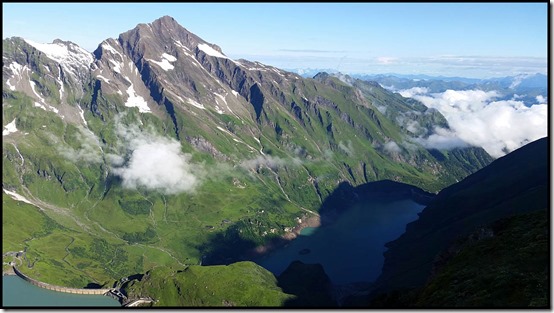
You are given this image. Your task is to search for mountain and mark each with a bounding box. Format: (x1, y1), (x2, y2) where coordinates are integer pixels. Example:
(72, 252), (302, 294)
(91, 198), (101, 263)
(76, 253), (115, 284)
(353, 73), (547, 107)
(121, 261), (294, 306)
(368, 137), (548, 306)
(3, 15), (493, 304)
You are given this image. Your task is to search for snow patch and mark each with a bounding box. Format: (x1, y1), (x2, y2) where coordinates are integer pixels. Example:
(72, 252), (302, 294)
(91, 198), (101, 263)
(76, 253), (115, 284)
(96, 75), (110, 83)
(57, 67), (64, 100)
(6, 79), (15, 91)
(24, 39), (93, 71)
(29, 80), (45, 103)
(25, 39), (69, 60)
(187, 98), (205, 109)
(162, 53), (177, 62)
(34, 102), (47, 111)
(3, 119), (18, 136)
(125, 83), (151, 113)
(197, 43), (241, 65)
(247, 67), (268, 72)
(109, 59), (121, 73)
(147, 53), (177, 71)
(28, 80), (59, 113)
(214, 93), (227, 105)
(168, 92), (184, 103)
(101, 42), (122, 57)
(11, 143), (25, 166)
(6, 62), (27, 91)
(147, 58), (174, 71)
(174, 40), (190, 51)
(215, 106), (224, 114)
(271, 67), (285, 78)
(198, 43), (228, 59)
(216, 126), (229, 133)
(9, 62), (25, 77)
(49, 105), (59, 113)
(3, 189), (35, 206)
(231, 90), (240, 97)
(77, 105), (88, 126)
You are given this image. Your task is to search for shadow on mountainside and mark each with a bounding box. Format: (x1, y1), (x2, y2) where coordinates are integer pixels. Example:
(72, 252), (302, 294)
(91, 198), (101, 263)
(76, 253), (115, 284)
(197, 179), (436, 307)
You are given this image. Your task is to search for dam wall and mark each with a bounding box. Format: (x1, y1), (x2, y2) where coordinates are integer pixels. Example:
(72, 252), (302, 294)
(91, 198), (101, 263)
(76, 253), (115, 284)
(12, 266), (111, 295)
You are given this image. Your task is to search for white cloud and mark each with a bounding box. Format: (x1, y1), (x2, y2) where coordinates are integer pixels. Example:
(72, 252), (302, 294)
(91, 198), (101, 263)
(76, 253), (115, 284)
(58, 127), (103, 163)
(240, 155), (301, 171)
(412, 127), (469, 150)
(536, 95), (546, 104)
(374, 104), (387, 114)
(338, 140), (355, 156)
(407, 89), (547, 158)
(383, 141), (402, 153)
(376, 56), (397, 65)
(405, 120), (421, 134)
(109, 118), (203, 194)
(398, 87), (429, 98)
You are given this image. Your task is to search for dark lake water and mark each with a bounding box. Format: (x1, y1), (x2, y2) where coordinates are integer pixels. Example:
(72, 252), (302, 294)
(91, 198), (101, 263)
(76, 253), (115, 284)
(255, 196), (425, 284)
(2, 275), (120, 307)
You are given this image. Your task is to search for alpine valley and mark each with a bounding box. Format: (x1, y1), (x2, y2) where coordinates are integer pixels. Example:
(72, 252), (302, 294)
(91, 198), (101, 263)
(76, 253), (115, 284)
(2, 16), (547, 307)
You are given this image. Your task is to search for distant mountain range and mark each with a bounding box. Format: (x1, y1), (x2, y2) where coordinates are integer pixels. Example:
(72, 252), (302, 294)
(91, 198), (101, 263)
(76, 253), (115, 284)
(289, 69), (547, 107)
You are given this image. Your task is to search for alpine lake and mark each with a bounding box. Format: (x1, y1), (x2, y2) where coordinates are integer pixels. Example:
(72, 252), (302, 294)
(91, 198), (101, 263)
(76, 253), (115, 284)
(255, 194), (426, 285)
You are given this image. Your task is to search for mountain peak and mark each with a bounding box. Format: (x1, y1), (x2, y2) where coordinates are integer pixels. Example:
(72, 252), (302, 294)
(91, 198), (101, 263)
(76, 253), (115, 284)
(154, 15), (179, 26)
(150, 15), (191, 37)
(116, 15), (206, 56)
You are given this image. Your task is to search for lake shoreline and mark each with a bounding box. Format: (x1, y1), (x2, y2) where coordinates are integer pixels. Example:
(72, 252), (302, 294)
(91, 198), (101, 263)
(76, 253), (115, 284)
(243, 213), (323, 260)
(250, 191), (429, 287)
(245, 189), (433, 262)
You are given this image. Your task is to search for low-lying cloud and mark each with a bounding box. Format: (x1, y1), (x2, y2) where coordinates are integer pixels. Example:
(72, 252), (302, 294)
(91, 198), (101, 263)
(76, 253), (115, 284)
(338, 140), (355, 156)
(240, 155), (301, 171)
(412, 127), (469, 150)
(402, 88), (547, 158)
(383, 141), (402, 153)
(110, 120), (203, 194)
(398, 87), (429, 98)
(58, 127), (103, 164)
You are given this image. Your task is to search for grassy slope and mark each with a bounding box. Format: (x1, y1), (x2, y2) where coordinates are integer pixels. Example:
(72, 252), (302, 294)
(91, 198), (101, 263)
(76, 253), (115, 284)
(371, 137), (548, 299)
(416, 209), (549, 307)
(370, 210), (549, 308)
(3, 35), (493, 296)
(123, 262), (294, 307)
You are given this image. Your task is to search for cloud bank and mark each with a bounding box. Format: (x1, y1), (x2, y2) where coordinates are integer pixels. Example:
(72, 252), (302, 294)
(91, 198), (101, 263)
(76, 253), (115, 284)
(402, 89), (547, 158)
(383, 141), (402, 153)
(240, 155), (301, 171)
(338, 140), (355, 156)
(110, 121), (202, 194)
(58, 127), (103, 164)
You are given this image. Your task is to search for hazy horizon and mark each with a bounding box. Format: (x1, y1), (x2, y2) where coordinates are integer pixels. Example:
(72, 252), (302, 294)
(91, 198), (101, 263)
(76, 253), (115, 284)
(2, 3), (547, 79)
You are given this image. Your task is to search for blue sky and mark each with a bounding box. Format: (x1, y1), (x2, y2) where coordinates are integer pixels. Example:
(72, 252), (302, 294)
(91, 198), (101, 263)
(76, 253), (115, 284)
(2, 3), (547, 78)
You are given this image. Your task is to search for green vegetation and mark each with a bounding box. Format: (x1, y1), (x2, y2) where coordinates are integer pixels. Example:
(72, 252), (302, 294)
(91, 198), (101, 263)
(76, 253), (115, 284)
(2, 29), (502, 307)
(370, 210), (549, 307)
(123, 262), (294, 306)
(369, 137), (548, 308)
(417, 209), (549, 307)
